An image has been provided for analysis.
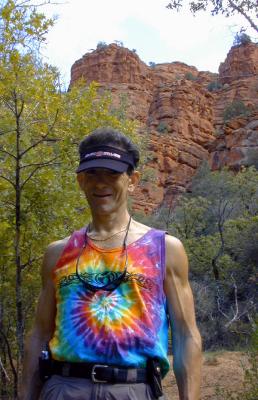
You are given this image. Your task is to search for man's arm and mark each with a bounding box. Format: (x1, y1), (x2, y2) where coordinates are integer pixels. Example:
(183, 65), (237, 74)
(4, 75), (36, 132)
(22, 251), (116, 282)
(164, 235), (202, 400)
(20, 239), (67, 400)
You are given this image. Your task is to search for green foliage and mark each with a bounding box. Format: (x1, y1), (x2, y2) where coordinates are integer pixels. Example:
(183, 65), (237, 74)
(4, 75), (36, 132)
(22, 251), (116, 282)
(141, 167), (159, 183)
(137, 163), (258, 350)
(166, 1), (258, 34)
(185, 72), (197, 81)
(0, 1), (139, 396)
(207, 80), (223, 92)
(96, 41), (108, 50)
(114, 40), (124, 47)
(233, 32), (252, 47)
(223, 100), (251, 122)
(149, 61), (156, 68)
(157, 121), (168, 133)
(246, 148), (258, 169)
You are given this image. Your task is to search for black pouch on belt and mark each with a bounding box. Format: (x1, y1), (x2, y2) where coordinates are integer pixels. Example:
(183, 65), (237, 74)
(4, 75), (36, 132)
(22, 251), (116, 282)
(39, 349), (52, 382)
(147, 358), (163, 398)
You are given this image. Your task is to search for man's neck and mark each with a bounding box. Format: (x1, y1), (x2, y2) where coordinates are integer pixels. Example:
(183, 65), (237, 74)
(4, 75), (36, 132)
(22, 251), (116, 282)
(89, 209), (131, 234)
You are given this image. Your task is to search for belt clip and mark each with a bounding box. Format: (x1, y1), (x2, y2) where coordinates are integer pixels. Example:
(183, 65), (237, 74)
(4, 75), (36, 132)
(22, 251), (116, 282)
(91, 364), (108, 383)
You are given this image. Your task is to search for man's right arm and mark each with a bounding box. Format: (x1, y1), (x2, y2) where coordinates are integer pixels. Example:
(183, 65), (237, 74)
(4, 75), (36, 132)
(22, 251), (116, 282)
(20, 239), (67, 400)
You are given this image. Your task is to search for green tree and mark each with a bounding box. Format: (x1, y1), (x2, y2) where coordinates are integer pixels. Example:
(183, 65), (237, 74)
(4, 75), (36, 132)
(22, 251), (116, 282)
(0, 1), (138, 396)
(143, 163), (258, 349)
(166, 1), (258, 34)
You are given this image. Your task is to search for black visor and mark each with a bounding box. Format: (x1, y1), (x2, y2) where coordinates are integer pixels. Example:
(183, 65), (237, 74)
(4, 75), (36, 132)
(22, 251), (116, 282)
(76, 146), (135, 173)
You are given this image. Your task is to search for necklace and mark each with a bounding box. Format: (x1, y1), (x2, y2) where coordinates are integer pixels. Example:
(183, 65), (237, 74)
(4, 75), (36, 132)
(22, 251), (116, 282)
(87, 226), (128, 242)
(75, 216), (132, 292)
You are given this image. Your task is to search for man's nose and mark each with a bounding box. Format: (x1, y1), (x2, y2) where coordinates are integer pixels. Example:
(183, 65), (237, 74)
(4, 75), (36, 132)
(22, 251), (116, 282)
(94, 172), (109, 185)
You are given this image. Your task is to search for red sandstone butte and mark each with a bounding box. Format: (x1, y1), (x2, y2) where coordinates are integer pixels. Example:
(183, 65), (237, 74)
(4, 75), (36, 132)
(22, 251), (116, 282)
(70, 42), (258, 213)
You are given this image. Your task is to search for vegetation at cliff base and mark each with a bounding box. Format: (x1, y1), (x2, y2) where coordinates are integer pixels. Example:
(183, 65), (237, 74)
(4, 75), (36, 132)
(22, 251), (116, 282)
(136, 163), (258, 351)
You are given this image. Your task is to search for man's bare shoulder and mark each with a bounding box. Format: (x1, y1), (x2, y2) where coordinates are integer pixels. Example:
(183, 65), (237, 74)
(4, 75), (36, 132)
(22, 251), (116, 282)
(131, 219), (153, 235)
(42, 236), (70, 275)
(165, 234), (185, 252)
(165, 234), (188, 281)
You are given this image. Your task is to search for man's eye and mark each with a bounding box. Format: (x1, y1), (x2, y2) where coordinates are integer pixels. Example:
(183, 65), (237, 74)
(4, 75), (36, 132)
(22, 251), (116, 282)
(85, 169), (97, 175)
(109, 171), (121, 176)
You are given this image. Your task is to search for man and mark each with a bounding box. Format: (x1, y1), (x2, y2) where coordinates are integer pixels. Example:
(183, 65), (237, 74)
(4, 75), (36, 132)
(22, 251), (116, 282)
(21, 127), (202, 399)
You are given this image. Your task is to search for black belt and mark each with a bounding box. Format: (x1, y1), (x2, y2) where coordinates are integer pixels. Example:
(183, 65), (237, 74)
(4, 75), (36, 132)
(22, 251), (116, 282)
(51, 360), (148, 383)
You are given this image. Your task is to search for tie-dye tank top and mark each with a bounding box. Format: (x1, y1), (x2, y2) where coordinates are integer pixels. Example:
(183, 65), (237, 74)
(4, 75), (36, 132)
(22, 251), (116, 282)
(49, 227), (170, 377)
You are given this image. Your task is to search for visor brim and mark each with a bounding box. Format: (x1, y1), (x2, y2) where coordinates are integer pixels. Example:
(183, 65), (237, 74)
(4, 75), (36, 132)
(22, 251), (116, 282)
(76, 159), (129, 173)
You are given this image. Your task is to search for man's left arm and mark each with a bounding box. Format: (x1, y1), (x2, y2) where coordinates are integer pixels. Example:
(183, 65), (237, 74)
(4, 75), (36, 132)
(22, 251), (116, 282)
(164, 235), (202, 400)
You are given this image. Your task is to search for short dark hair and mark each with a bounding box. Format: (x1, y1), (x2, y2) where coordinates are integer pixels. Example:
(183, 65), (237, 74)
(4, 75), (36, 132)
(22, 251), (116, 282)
(78, 127), (140, 174)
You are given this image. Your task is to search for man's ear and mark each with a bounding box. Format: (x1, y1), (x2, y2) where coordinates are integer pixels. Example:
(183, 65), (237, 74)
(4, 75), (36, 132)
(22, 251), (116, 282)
(128, 171), (140, 193)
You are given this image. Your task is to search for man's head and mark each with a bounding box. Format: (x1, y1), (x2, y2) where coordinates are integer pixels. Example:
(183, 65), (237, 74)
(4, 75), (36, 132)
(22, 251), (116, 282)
(77, 127), (140, 176)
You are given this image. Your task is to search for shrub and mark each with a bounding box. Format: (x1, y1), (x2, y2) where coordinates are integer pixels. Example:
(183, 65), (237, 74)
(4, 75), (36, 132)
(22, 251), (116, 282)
(207, 80), (223, 92)
(96, 41), (108, 50)
(157, 121), (168, 133)
(185, 72), (197, 81)
(223, 100), (250, 122)
(233, 32), (252, 47)
(114, 40), (124, 47)
(141, 167), (159, 183)
(149, 61), (156, 68)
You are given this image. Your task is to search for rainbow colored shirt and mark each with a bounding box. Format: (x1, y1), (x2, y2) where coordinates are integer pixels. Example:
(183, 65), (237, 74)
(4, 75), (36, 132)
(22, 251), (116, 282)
(49, 227), (170, 377)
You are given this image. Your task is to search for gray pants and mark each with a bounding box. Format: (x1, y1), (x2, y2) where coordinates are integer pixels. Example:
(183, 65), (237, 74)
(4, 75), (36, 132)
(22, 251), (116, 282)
(40, 375), (166, 400)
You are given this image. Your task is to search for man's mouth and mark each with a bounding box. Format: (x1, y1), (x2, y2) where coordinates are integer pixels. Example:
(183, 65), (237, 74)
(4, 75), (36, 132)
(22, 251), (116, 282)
(93, 194), (112, 198)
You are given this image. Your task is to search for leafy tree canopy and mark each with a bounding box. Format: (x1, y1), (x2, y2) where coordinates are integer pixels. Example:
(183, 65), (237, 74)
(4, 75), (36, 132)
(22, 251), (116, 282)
(166, 1), (258, 34)
(0, 1), (139, 396)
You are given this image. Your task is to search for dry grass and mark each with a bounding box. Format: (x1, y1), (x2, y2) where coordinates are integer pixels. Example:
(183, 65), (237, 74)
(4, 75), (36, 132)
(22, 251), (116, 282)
(162, 351), (247, 400)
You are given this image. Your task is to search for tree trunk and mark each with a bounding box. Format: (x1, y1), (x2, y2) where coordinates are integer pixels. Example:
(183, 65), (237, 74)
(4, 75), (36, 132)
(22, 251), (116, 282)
(14, 97), (23, 397)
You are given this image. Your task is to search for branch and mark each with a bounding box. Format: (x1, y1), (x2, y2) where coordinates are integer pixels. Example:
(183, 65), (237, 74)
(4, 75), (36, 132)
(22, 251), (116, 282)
(0, 329), (17, 385)
(16, 98), (25, 119)
(0, 175), (15, 189)
(0, 147), (17, 160)
(20, 158), (60, 189)
(0, 128), (16, 136)
(20, 109), (59, 157)
(228, 0), (258, 34)
(21, 256), (42, 270)
(0, 356), (10, 381)
(19, 133), (50, 157)
(20, 160), (58, 169)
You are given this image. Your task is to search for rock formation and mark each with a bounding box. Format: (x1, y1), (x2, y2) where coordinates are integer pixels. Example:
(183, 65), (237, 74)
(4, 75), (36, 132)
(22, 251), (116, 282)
(70, 42), (258, 213)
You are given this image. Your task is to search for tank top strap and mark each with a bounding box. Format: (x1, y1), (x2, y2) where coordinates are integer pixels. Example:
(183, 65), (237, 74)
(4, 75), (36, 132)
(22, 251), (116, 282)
(54, 227), (86, 271)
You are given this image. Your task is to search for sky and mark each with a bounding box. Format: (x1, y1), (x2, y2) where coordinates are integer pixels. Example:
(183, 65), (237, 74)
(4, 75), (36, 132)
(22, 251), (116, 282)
(41, 0), (257, 88)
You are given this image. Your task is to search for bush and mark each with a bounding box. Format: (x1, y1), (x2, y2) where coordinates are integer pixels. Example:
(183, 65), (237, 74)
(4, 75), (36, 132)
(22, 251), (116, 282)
(141, 167), (159, 183)
(185, 72), (197, 81)
(157, 121), (168, 133)
(96, 41), (108, 50)
(149, 61), (156, 68)
(233, 32), (252, 47)
(223, 100), (250, 122)
(207, 80), (223, 92)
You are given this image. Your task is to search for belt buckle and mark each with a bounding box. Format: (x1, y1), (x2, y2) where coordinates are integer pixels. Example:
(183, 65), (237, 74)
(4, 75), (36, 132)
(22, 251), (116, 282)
(91, 364), (109, 383)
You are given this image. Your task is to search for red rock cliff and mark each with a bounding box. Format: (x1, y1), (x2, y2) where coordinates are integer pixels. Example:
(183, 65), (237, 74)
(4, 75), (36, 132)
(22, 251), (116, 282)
(70, 42), (258, 213)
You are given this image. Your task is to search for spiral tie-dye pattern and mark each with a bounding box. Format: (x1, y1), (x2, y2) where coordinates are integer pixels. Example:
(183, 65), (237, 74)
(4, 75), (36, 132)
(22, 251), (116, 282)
(49, 227), (170, 377)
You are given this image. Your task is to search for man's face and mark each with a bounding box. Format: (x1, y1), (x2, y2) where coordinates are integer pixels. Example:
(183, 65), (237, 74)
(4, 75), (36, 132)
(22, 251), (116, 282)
(77, 168), (138, 216)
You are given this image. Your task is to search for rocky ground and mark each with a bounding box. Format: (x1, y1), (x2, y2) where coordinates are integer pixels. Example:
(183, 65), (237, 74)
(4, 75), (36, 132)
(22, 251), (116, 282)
(162, 351), (248, 400)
